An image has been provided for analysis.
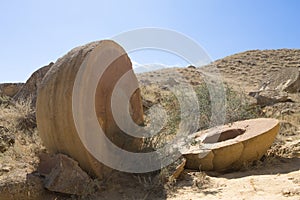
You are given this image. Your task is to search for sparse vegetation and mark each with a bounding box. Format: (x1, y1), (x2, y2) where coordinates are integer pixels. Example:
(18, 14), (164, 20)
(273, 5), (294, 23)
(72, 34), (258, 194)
(0, 95), (13, 107)
(1, 49), (300, 199)
(139, 81), (265, 188)
(195, 83), (261, 129)
(0, 97), (43, 167)
(141, 82), (261, 150)
(15, 99), (37, 135)
(0, 97), (46, 199)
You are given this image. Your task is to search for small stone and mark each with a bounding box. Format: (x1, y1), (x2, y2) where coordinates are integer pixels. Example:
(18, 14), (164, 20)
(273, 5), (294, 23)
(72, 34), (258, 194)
(282, 189), (291, 196)
(2, 166), (11, 172)
(169, 158), (186, 182)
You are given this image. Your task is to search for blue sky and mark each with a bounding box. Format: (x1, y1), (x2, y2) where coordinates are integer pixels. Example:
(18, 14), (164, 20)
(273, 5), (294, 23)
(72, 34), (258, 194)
(1, 0), (300, 82)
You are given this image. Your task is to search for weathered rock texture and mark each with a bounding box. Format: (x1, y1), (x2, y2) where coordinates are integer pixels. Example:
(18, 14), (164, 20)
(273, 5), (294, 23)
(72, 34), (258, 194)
(259, 67), (300, 93)
(182, 118), (280, 171)
(36, 40), (144, 179)
(248, 90), (293, 106)
(40, 154), (94, 195)
(168, 158), (186, 182)
(211, 49), (300, 92)
(13, 62), (53, 105)
(284, 69), (300, 93)
(206, 49), (300, 107)
(248, 67), (299, 106)
(0, 83), (23, 97)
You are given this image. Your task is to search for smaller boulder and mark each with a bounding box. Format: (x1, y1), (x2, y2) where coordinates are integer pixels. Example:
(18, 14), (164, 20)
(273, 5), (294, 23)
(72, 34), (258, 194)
(258, 67), (300, 93)
(249, 90), (293, 106)
(13, 62), (53, 106)
(39, 153), (95, 196)
(168, 157), (186, 182)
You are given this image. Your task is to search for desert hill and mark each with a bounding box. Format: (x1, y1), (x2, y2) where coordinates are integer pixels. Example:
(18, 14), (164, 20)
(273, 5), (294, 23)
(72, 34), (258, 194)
(213, 49), (300, 92)
(0, 48), (299, 199)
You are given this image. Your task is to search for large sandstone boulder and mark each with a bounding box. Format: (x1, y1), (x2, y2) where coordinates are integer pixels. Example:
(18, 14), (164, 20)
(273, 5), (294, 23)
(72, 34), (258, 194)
(181, 118), (279, 171)
(36, 40), (144, 179)
(13, 62), (53, 105)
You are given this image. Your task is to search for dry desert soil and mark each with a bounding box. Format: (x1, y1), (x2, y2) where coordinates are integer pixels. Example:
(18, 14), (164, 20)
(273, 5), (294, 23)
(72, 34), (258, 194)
(0, 48), (299, 200)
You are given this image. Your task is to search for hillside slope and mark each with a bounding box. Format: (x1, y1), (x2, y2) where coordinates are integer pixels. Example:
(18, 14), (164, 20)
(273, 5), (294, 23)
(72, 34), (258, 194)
(0, 48), (299, 199)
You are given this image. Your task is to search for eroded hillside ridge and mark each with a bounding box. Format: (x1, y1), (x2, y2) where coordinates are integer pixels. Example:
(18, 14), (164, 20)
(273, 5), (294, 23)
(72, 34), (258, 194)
(212, 49), (300, 92)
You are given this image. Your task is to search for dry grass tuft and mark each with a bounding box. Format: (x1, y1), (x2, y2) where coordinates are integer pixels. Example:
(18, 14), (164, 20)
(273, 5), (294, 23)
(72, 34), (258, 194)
(139, 82), (262, 185)
(0, 97), (44, 175)
(140, 82), (261, 150)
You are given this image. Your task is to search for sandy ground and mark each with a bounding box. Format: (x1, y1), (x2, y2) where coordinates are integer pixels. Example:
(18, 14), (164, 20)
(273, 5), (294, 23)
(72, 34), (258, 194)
(168, 158), (300, 200)
(138, 49), (300, 200)
(0, 49), (299, 199)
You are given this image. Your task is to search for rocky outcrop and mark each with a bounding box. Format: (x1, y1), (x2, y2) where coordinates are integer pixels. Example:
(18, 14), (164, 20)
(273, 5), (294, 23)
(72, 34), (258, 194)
(284, 69), (300, 93)
(36, 40), (144, 179)
(13, 62), (53, 105)
(259, 67), (300, 93)
(249, 67), (299, 106)
(249, 90), (293, 106)
(0, 83), (23, 97)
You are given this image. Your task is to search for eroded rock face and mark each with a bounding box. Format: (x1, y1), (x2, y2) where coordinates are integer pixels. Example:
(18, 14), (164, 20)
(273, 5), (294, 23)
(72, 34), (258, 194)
(13, 62), (53, 105)
(249, 67), (300, 106)
(249, 90), (293, 106)
(284, 69), (300, 93)
(259, 67), (300, 93)
(36, 40), (144, 179)
(0, 83), (23, 97)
